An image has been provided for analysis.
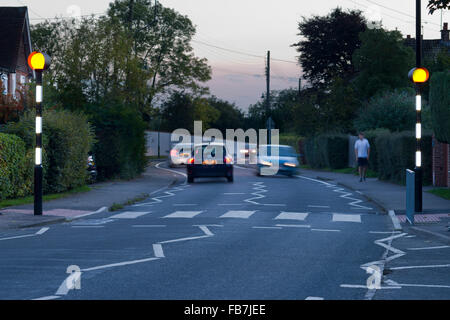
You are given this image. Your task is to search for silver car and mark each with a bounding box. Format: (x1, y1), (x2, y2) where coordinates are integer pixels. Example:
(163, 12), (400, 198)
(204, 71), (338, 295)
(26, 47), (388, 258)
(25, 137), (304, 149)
(169, 143), (193, 167)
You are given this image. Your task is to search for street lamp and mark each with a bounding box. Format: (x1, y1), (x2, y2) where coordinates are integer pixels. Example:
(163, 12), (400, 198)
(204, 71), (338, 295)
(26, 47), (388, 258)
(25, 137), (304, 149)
(28, 51), (51, 216)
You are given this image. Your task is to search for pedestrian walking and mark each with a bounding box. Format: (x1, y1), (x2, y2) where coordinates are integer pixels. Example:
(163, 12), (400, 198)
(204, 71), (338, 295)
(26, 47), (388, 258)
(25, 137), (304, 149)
(355, 132), (370, 182)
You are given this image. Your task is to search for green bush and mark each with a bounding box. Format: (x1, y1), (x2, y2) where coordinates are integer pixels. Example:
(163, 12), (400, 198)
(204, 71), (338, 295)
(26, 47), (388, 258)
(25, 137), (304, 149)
(279, 134), (302, 154)
(354, 89), (416, 132)
(429, 71), (450, 143)
(91, 104), (146, 180)
(375, 131), (432, 185)
(0, 133), (33, 200)
(2, 109), (94, 194)
(304, 134), (348, 169)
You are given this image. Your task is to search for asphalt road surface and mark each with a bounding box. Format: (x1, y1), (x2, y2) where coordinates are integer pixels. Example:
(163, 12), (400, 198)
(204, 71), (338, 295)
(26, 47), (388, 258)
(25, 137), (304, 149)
(0, 163), (423, 300)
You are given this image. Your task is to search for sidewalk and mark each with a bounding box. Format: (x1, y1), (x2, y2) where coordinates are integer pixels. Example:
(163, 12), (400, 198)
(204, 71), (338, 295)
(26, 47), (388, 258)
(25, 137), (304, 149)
(300, 168), (450, 243)
(0, 161), (183, 231)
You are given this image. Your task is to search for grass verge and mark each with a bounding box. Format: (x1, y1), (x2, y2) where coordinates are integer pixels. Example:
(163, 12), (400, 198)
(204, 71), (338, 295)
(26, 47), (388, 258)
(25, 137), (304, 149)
(428, 188), (450, 200)
(109, 193), (150, 212)
(0, 185), (92, 209)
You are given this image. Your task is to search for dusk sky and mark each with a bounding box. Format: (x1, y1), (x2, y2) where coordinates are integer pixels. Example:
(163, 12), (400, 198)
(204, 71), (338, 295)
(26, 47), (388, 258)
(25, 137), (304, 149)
(5, 0), (447, 111)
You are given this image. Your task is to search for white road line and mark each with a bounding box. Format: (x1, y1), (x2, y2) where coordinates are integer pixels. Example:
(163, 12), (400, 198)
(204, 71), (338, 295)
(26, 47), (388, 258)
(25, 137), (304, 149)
(220, 210), (257, 219)
(82, 257), (159, 272)
(275, 224), (311, 228)
(71, 226), (104, 228)
(340, 284), (401, 289)
(408, 245), (450, 251)
(388, 210), (402, 231)
(155, 162), (187, 179)
(153, 244), (165, 258)
(305, 297), (324, 300)
(193, 224), (224, 227)
(0, 227), (50, 241)
(173, 204), (198, 206)
(159, 235), (211, 244)
(389, 264), (450, 270)
(223, 193), (245, 195)
(308, 205), (330, 208)
(370, 231), (402, 234)
(274, 212), (309, 221)
(199, 225), (214, 236)
(262, 204), (286, 207)
(218, 204), (243, 206)
(311, 229), (341, 232)
(132, 225), (166, 228)
(55, 271), (82, 295)
(110, 211), (151, 219)
(35, 227), (49, 235)
(163, 211), (203, 218)
(332, 214), (361, 223)
(67, 206), (108, 221)
(252, 226), (282, 230)
(395, 283), (450, 289)
(33, 296), (61, 300)
(296, 175), (332, 186)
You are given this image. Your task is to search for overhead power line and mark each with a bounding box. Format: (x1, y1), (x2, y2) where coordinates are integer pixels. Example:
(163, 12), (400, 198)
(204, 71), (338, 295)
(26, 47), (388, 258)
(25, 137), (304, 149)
(192, 39), (298, 65)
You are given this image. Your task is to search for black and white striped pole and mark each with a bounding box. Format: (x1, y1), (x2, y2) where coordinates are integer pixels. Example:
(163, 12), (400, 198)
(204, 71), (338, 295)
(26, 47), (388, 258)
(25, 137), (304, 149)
(28, 52), (51, 216)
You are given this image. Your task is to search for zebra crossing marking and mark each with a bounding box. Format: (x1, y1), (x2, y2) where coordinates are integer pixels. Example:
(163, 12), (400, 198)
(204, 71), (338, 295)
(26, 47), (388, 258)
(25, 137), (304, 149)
(109, 212), (151, 219)
(332, 214), (361, 223)
(274, 212), (309, 221)
(163, 211), (204, 218)
(220, 211), (257, 219)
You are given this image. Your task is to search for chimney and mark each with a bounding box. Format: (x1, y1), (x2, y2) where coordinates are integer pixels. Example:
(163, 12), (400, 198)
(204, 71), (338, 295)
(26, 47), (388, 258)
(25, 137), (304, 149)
(442, 22), (449, 42)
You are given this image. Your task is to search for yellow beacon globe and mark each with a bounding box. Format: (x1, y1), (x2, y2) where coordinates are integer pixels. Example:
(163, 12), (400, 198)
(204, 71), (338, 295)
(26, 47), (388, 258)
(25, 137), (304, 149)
(409, 67), (430, 84)
(28, 52), (46, 70)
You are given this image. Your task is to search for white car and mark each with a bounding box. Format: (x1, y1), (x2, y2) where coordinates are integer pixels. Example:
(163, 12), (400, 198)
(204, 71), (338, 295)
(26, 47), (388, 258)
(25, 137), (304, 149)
(169, 143), (193, 167)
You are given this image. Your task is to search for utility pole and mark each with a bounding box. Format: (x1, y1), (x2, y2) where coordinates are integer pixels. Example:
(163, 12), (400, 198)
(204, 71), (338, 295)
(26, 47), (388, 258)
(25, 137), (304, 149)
(266, 50), (271, 145)
(298, 78), (302, 96)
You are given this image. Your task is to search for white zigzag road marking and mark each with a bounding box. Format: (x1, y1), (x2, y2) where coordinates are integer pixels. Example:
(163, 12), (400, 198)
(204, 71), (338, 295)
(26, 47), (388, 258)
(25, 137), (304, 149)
(133, 185), (188, 207)
(244, 182), (267, 205)
(296, 175), (373, 210)
(46, 225), (215, 299)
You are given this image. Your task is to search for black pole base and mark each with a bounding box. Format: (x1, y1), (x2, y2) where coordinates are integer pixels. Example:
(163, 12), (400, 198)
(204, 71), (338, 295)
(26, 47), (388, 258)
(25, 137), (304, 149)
(414, 166), (423, 213)
(34, 165), (43, 216)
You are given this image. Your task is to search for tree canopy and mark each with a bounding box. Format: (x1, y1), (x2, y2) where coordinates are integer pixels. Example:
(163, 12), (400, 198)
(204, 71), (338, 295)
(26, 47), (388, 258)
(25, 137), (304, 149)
(427, 0), (450, 13)
(292, 8), (367, 87)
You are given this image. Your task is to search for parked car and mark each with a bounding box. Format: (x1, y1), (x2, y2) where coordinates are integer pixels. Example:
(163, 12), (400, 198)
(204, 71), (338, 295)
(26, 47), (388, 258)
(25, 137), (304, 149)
(169, 143), (193, 167)
(187, 143), (234, 183)
(257, 145), (299, 177)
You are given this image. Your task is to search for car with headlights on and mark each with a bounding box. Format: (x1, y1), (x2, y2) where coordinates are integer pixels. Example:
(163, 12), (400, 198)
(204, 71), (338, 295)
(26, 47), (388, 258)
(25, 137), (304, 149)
(187, 143), (234, 183)
(169, 143), (193, 167)
(257, 145), (299, 176)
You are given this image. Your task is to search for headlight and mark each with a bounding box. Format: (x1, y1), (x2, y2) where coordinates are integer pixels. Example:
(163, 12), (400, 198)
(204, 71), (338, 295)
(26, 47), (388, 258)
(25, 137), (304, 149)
(240, 149), (249, 154)
(283, 162), (297, 168)
(260, 160), (272, 167)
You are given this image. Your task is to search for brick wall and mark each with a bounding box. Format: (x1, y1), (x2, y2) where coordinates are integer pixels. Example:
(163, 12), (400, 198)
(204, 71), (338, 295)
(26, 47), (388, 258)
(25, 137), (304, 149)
(432, 137), (449, 187)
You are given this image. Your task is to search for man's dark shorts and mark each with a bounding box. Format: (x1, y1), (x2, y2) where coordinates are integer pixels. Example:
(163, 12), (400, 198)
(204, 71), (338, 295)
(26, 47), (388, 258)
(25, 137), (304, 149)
(358, 157), (368, 167)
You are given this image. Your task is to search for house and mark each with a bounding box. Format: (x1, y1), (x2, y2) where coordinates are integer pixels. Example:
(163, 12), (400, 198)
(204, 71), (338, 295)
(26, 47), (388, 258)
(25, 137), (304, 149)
(404, 22), (450, 60)
(0, 6), (33, 98)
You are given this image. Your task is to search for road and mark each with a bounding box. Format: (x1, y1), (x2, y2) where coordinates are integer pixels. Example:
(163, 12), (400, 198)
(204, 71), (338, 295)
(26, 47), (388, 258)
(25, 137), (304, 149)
(0, 162), (429, 300)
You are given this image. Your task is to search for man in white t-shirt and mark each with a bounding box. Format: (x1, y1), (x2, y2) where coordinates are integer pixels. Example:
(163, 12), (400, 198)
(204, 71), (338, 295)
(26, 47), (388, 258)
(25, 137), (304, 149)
(355, 132), (370, 182)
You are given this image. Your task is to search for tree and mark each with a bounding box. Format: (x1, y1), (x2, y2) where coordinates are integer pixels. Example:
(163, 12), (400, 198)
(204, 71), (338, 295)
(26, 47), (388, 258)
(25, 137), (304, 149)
(428, 0), (450, 14)
(107, 0), (211, 117)
(292, 8), (366, 87)
(354, 89), (417, 132)
(353, 28), (415, 100)
(208, 96), (245, 133)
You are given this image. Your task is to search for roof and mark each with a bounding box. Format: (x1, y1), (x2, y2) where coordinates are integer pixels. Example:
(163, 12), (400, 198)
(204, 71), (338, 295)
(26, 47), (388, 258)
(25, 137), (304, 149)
(0, 6), (33, 73)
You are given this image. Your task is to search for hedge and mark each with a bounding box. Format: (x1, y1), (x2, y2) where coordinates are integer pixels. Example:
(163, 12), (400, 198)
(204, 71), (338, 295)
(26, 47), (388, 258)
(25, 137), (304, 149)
(375, 131), (432, 185)
(429, 71), (450, 144)
(2, 109), (95, 194)
(304, 134), (348, 169)
(0, 133), (33, 200)
(91, 104), (146, 180)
